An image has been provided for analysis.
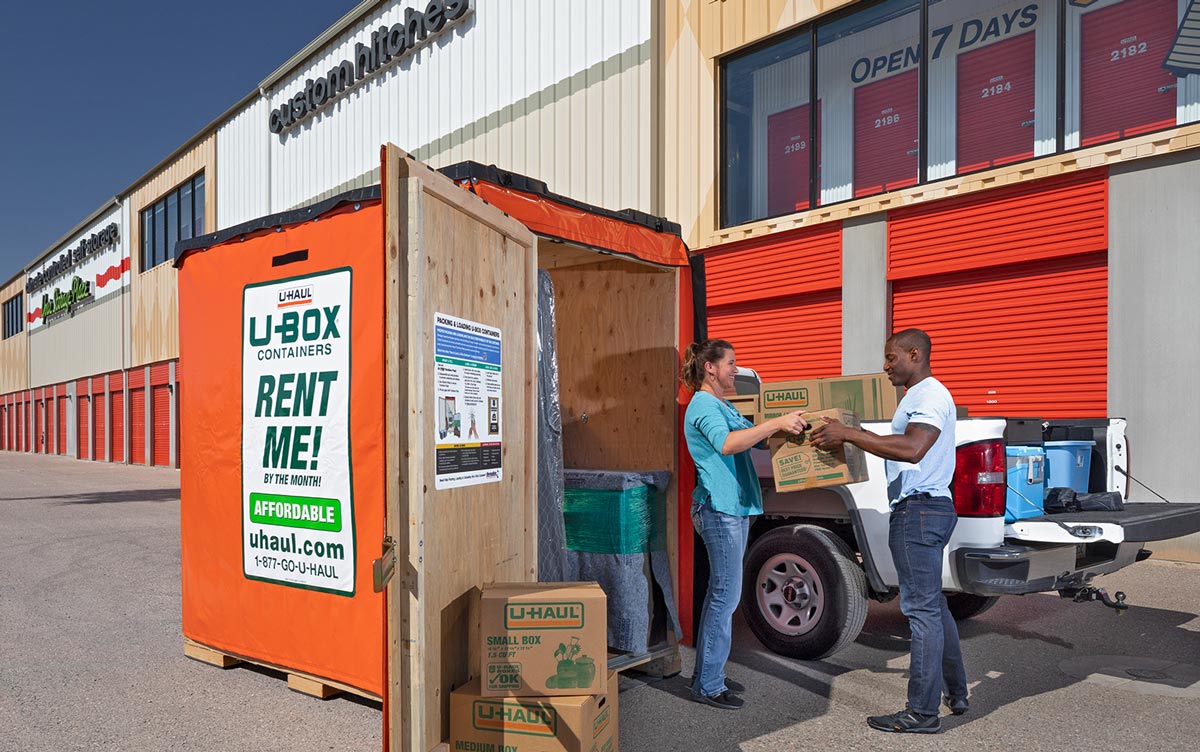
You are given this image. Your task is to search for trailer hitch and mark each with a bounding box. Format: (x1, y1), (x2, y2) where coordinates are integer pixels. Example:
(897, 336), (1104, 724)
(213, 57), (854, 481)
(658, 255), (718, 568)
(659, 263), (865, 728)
(1059, 586), (1128, 613)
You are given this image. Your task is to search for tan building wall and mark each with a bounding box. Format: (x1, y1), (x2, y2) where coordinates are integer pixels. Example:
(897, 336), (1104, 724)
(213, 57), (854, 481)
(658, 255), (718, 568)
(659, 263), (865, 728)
(663, 0), (1200, 251)
(127, 135), (216, 367)
(0, 277), (29, 394)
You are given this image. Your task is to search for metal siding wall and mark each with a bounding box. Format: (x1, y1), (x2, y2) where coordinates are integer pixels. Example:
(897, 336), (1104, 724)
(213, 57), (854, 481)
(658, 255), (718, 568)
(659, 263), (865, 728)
(1110, 151), (1200, 562)
(216, 99), (270, 229)
(28, 293), (125, 387)
(228, 0), (651, 221)
(0, 277), (29, 395)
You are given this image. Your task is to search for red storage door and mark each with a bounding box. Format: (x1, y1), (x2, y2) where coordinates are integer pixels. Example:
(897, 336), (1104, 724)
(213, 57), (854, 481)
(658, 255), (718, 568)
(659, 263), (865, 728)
(17, 401), (23, 452)
(854, 69), (919, 197)
(33, 400), (42, 453)
(767, 102), (821, 215)
(57, 394), (68, 455)
(957, 32), (1037, 174)
(1080, 0), (1178, 147)
(889, 170), (1109, 418)
(77, 394), (90, 460)
(92, 378), (106, 462)
(704, 223), (842, 381)
(893, 254), (1107, 418)
(130, 388), (146, 464)
(152, 385), (170, 466)
(110, 374), (125, 464)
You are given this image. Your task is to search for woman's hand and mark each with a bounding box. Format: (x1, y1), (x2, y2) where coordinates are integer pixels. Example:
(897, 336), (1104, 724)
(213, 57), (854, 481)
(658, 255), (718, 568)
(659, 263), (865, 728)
(772, 411), (809, 436)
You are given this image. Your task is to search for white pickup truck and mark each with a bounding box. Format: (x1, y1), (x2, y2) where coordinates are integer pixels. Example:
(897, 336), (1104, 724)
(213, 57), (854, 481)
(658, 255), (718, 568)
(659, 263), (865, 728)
(733, 368), (1200, 659)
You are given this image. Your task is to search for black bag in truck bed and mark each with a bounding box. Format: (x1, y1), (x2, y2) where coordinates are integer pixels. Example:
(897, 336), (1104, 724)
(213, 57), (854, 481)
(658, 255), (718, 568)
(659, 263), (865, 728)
(1022, 502), (1200, 542)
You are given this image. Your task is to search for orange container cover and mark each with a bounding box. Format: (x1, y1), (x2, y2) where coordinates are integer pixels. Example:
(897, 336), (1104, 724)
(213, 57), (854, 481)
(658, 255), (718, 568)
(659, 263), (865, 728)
(177, 198), (385, 695)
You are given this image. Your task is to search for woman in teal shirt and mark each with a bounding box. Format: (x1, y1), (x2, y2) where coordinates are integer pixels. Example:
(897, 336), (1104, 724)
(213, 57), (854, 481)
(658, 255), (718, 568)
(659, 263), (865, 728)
(682, 339), (807, 709)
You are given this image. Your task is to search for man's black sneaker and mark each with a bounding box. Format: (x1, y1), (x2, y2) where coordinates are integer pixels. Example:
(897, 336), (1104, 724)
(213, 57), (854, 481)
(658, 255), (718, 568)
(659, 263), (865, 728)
(945, 695), (969, 715)
(866, 709), (941, 733)
(690, 690), (745, 710)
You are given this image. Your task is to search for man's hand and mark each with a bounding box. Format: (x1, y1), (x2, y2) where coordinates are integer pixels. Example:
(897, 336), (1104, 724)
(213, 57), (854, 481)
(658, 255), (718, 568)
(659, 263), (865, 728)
(811, 417), (851, 450)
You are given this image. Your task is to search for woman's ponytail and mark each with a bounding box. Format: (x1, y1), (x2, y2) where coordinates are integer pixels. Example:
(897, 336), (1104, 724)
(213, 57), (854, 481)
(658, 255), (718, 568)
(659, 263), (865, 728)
(680, 339), (733, 391)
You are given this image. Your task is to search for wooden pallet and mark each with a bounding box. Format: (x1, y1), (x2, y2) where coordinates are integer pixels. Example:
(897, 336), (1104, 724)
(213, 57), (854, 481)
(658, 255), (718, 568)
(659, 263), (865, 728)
(183, 638), (382, 702)
(607, 634), (682, 679)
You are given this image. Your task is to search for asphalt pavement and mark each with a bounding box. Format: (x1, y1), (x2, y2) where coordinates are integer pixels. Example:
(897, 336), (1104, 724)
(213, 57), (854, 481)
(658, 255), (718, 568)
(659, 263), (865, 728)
(2, 453), (1197, 751)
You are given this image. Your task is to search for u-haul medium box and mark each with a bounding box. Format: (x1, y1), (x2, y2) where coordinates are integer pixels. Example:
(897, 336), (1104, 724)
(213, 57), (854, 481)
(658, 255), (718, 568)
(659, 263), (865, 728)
(481, 582), (607, 697)
(450, 671), (618, 752)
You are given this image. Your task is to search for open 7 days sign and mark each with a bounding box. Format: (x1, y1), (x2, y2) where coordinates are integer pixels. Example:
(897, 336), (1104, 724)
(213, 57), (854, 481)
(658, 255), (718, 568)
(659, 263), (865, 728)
(242, 268), (355, 595)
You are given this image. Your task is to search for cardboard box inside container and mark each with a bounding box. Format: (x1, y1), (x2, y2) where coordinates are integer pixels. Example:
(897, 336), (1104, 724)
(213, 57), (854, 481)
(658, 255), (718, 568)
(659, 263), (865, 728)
(767, 408), (869, 492)
(450, 670), (619, 752)
(760, 373), (900, 422)
(481, 583), (607, 697)
(727, 394), (758, 420)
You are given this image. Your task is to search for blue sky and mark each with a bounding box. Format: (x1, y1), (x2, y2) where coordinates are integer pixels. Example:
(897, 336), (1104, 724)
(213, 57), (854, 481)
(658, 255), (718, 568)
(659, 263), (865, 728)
(0, 0), (362, 281)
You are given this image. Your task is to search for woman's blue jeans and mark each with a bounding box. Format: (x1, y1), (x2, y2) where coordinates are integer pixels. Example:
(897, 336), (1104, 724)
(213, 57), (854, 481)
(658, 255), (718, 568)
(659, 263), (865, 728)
(889, 495), (969, 715)
(690, 502), (750, 698)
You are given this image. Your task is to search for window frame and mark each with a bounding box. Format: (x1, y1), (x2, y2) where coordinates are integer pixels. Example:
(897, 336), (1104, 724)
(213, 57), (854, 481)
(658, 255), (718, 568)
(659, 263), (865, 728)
(2, 292), (24, 340)
(140, 172), (205, 273)
(717, 0), (1187, 230)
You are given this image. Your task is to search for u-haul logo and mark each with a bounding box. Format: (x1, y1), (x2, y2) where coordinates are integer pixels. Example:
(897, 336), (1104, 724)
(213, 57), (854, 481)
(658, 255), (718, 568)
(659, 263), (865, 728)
(762, 387), (809, 409)
(277, 285), (313, 308)
(504, 602), (584, 630)
(593, 707), (611, 738)
(472, 700), (557, 737)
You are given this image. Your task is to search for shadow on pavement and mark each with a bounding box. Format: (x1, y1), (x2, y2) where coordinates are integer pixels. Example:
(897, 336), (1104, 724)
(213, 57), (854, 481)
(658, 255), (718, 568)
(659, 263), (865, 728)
(4, 488), (183, 505)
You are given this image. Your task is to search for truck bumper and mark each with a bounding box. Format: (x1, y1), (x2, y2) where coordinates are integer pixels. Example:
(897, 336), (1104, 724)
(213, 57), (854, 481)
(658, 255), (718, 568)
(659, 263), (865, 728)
(953, 541), (1144, 596)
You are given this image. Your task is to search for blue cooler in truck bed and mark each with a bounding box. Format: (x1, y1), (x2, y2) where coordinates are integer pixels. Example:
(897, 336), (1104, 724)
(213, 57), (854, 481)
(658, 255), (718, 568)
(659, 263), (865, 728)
(1044, 440), (1094, 494)
(1006, 446), (1046, 523)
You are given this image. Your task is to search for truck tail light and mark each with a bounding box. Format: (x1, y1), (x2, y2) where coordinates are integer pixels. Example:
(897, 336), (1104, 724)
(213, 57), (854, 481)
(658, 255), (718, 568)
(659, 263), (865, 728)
(954, 439), (1006, 517)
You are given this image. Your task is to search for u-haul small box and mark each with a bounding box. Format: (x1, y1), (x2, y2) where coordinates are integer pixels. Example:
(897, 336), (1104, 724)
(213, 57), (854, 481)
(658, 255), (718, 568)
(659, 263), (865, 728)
(481, 582), (607, 697)
(767, 408), (869, 492)
(450, 671), (619, 752)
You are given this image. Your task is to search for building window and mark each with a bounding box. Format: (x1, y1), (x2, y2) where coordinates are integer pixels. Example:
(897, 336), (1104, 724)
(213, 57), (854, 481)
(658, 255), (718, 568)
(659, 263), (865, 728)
(928, 0), (1058, 179)
(141, 173), (205, 271)
(717, 0), (1197, 229)
(3, 293), (23, 340)
(721, 34), (813, 227)
(817, 0), (921, 204)
(1066, 0), (1186, 149)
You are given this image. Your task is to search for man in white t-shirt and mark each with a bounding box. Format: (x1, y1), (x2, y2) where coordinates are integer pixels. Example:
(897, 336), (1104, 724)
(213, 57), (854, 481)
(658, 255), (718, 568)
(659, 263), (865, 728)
(811, 328), (967, 734)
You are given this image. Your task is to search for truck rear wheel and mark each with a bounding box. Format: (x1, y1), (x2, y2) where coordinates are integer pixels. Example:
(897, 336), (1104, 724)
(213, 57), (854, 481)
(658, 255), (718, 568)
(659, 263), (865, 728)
(946, 593), (999, 621)
(742, 525), (868, 660)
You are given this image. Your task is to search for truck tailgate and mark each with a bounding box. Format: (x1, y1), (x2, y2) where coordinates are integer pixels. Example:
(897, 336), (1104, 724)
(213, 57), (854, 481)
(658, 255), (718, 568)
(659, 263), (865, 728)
(1008, 502), (1200, 543)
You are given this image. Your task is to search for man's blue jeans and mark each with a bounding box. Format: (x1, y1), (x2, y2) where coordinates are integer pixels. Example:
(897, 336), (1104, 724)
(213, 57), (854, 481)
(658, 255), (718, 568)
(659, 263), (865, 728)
(889, 495), (969, 715)
(690, 502), (750, 698)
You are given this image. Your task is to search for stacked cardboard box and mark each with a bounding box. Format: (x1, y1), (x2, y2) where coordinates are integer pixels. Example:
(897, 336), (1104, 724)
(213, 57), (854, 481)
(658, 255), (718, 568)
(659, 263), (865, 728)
(759, 372), (901, 422)
(765, 408), (869, 492)
(450, 583), (618, 752)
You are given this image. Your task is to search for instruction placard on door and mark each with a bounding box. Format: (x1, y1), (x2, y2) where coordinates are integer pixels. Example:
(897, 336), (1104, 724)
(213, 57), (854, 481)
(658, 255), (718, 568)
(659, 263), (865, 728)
(434, 312), (503, 489)
(242, 269), (355, 595)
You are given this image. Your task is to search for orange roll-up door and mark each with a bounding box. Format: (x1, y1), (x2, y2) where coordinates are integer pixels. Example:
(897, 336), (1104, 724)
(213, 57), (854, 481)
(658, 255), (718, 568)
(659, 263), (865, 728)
(152, 385), (170, 466)
(704, 223), (842, 381)
(889, 170), (1108, 418)
(150, 363), (170, 467)
(76, 382), (90, 460)
(110, 372), (125, 463)
(92, 377), (106, 462)
(57, 390), (68, 455)
(893, 254), (1107, 418)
